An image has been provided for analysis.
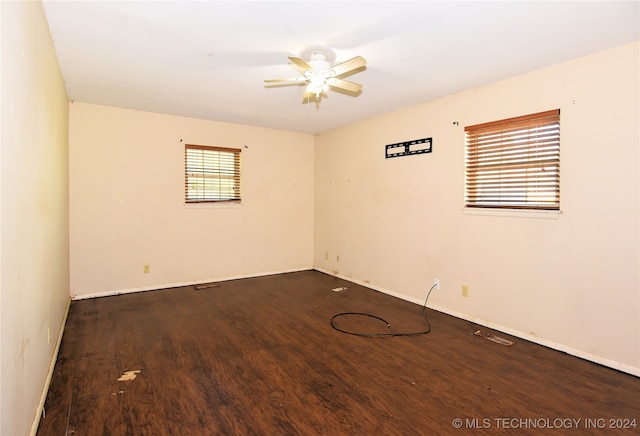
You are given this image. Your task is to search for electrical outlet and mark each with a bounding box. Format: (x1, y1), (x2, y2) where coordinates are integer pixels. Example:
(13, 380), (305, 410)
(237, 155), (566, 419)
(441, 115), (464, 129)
(462, 285), (469, 297)
(434, 279), (440, 290)
(143, 264), (150, 274)
(336, 255), (340, 262)
(325, 251), (328, 260)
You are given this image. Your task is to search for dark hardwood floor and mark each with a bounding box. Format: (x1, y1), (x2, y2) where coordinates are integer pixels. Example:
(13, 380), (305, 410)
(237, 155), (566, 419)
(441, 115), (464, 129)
(38, 270), (639, 435)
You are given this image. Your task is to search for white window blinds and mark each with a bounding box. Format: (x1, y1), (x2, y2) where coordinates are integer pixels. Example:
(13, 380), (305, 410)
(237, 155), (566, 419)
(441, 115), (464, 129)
(185, 145), (241, 203)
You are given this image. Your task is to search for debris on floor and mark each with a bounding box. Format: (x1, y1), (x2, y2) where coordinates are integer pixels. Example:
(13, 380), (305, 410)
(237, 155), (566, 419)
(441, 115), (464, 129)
(473, 330), (514, 346)
(332, 287), (347, 292)
(117, 370), (141, 381)
(194, 283), (219, 290)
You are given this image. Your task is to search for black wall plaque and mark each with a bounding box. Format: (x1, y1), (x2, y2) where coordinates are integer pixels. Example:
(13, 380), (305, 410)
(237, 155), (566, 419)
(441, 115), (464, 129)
(385, 137), (432, 158)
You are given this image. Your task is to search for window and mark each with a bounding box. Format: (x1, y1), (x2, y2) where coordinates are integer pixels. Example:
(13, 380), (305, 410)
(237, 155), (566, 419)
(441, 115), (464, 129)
(465, 109), (560, 210)
(185, 144), (241, 203)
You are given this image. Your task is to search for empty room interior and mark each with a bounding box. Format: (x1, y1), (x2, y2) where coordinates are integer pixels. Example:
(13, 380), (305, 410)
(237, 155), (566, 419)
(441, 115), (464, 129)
(2, 1), (640, 435)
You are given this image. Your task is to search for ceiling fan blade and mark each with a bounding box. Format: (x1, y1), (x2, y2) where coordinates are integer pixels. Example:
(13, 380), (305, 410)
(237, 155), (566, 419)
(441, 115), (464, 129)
(288, 56), (312, 71)
(330, 56), (366, 76)
(326, 78), (362, 93)
(264, 77), (308, 84)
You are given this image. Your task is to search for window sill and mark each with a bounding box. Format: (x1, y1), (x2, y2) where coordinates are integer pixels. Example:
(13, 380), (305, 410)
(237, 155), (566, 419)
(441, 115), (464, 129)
(184, 202), (242, 209)
(462, 207), (561, 220)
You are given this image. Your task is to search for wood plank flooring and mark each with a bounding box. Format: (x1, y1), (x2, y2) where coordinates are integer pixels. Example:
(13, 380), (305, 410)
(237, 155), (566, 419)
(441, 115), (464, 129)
(38, 270), (640, 435)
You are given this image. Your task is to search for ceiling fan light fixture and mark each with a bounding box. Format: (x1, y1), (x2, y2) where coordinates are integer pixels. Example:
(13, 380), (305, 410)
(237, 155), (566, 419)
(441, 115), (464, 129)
(307, 76), (325, 99)
(265, 45), (366, 103)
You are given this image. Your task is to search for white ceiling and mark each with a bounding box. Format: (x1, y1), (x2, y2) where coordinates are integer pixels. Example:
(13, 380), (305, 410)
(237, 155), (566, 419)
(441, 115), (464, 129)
(42, 1), (639, 134)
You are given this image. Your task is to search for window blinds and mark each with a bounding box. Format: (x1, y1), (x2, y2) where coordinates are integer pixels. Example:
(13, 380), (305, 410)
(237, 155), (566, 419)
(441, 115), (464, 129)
(185, 145), (241, 203)
(465, 109), (560, 210)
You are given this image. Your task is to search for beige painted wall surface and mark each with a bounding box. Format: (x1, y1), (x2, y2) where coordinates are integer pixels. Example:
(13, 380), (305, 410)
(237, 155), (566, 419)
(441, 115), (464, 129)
(70, 103), (314, 297)
(0, 1), (70, 435)
(314, 42), (640, 374)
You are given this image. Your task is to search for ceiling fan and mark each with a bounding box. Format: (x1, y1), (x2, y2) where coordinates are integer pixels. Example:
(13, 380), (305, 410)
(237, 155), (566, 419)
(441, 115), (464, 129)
(264, 46), (366, 102)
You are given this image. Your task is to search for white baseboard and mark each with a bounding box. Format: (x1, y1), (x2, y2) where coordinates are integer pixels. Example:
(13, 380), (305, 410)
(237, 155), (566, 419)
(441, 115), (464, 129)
(30, 296), (72, 436)
(71, 267), (313, 300)
(314, 267), (640, 377)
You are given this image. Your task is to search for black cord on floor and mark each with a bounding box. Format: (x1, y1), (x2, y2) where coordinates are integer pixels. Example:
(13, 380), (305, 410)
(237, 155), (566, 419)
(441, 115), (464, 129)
(330, 283), (437, 337)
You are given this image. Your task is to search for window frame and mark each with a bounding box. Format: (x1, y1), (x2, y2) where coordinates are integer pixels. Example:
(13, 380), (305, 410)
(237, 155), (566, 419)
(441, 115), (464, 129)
(184, 144), (241, 204)
(464, 109), (560, 211)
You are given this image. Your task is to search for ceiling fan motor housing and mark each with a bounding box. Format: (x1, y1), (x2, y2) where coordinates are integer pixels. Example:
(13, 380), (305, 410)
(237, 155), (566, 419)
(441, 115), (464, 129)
(308, 53), (330, 70)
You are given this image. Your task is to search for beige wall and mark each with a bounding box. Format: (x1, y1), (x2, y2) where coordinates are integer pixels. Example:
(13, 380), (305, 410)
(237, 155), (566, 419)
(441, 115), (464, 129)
(0, 1), (70, 435)
(69, 103), (314, 297)
(314, 42), (640, 374)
